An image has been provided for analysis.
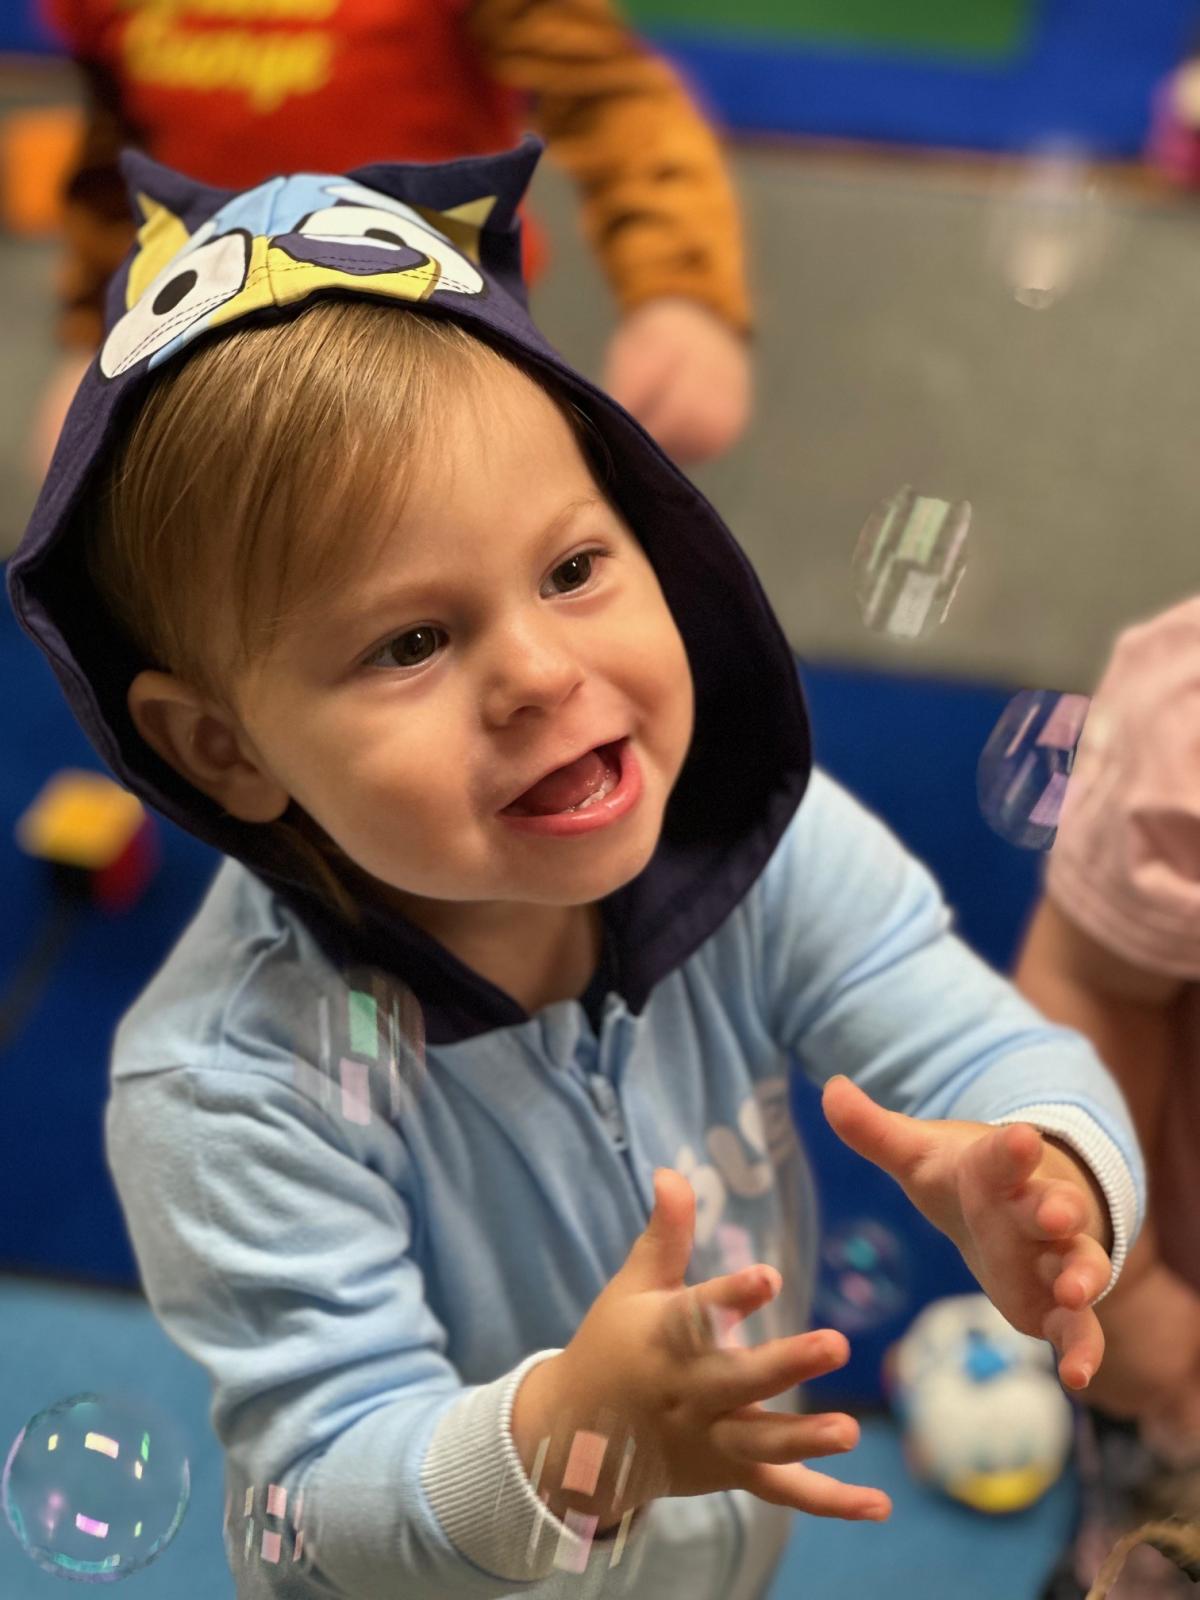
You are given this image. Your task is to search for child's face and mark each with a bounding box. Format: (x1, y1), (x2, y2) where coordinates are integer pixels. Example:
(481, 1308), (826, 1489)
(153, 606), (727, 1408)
(233, 358), (696, 926)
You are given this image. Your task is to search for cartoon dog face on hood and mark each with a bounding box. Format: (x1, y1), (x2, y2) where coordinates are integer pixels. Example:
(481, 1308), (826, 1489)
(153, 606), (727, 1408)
(100, 172), (491, 379)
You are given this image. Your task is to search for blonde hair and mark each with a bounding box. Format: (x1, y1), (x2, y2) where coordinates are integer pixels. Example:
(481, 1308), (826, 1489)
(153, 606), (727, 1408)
(85, 296), (607, 924)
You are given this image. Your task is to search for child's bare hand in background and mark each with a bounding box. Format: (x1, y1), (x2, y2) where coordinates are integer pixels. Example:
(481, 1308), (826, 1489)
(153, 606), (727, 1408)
(512, 1168), (891, 1533)
(822, 1075), (1113, 1394)
(28, 350), (92, 484)
(602, 298), (750, 465)
(1084, 1222), (1200, 1440)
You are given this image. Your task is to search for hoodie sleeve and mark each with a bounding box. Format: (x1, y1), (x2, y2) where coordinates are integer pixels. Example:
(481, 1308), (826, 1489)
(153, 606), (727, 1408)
(466, 0), (751, 334)
(752, 768), (1144, 1295)
(105, 1064), (646, 1599)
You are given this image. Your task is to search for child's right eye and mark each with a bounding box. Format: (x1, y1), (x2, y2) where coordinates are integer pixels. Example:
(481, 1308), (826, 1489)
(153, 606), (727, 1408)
(365, 626), (443, 671)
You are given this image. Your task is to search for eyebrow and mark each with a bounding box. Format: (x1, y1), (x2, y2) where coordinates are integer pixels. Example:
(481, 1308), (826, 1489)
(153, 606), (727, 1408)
(326, 494), (607, 649)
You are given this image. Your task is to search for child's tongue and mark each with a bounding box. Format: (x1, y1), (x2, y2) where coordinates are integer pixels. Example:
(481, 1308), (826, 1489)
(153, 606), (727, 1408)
(511, 748), (609, 815)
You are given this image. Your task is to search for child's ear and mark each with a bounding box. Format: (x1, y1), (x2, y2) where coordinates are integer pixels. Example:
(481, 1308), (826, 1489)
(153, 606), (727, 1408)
(127, 670), (290, 823)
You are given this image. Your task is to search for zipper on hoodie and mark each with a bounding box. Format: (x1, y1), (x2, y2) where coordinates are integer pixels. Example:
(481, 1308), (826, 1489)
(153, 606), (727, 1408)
(584, 1069), (628, 1152)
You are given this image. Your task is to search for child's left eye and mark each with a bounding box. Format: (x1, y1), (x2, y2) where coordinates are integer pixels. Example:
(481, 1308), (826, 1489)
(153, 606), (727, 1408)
(550, 548), (608, 594)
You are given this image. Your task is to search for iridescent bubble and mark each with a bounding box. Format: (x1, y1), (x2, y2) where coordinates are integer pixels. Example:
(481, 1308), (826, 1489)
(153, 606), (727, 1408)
(285, 964), (427, 1134)
(977, 689), (1090, 850)
(681, 1074), (809, 1355)
(519, 1406), (653, 1586)
(988, 138), (1110, 310)
(852, 486), (970, 641)
(813, 1219), (910, 1335)
(2, 1393), (190, 1582)
(224, 1480), (314, 1575)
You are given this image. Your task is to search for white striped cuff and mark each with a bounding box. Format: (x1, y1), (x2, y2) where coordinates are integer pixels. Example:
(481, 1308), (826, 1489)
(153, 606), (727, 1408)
(990, 1101), (1140, 1299)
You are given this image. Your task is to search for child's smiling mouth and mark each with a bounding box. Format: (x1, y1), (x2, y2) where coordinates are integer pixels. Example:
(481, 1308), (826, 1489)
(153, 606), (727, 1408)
(499, 739), (641, 834)
(500, 739), (625, 817)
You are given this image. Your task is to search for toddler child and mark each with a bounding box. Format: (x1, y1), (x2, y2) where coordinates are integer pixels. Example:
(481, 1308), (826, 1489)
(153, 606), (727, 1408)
(1017, 598), (1200, 1598)
(9, 138), (1145, 1600)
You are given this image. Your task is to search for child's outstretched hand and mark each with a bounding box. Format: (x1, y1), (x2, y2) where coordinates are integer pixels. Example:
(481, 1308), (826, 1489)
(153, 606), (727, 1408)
(602, 298), (751, 465)
(822, 1075), (1114, 1393)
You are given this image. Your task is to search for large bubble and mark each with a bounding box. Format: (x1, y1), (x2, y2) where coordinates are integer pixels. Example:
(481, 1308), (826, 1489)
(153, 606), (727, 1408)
(852, 485), (970, 641)
(2, 1393), (190, 1582)
(987, 138), (1111, 310)
(977, 689), (1090, 850)
(813, 1218), (911, 1336)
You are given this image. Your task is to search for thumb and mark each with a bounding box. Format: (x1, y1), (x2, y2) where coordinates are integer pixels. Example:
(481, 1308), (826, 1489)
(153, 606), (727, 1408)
(624, 1168), (696, 1290)
(822, 1075), (932, 1185)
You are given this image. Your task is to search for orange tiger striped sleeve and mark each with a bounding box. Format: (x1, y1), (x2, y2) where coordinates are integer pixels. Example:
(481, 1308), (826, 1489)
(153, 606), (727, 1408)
(468, 0), (752, 334)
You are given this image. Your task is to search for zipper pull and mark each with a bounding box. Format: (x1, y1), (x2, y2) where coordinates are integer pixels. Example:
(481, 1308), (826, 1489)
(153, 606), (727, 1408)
(586, 1071), (628, 1152)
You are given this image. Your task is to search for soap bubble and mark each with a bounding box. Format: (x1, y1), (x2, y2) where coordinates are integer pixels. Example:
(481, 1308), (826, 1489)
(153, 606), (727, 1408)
(987, 138), (1110, 310)
(814, 1219), (911, 1335)
(852, 485), (970, 640)
(977, 689), (1090, 850)
(511, 1404), (654, 1588)
(284, 963), (427, 1134)
(2, 1393), (190, 1581)
(224, 1479), (315, 1576)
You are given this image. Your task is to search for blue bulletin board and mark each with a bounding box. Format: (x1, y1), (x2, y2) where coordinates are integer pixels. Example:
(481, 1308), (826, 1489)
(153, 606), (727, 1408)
(0, 2), (55, 54)
(2, 0), (1196, 156)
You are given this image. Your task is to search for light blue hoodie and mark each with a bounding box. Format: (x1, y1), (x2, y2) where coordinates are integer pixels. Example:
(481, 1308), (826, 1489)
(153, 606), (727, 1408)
(104, 769), (1140, 1600)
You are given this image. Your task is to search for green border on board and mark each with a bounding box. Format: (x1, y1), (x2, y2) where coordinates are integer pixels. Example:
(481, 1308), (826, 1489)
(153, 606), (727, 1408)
(620, 0), (1036, 59)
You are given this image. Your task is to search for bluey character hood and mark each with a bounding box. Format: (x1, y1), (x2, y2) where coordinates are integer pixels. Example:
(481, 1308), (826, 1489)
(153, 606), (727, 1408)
(7, 136), (812, 1045)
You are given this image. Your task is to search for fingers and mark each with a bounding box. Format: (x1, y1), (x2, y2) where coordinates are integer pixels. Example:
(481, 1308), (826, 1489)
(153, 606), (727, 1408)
(967, 1122), (1043, 1198)
(747, 1460), (892, 1522)
(821, 1075), (932, 1182)
(1036, 1235), (1113, 1309)
(696, 1326), (851, 1415)
(1044, 1302), (1106, 1391)
(717, 1406), (861, 1467)
(969, 1125), (1102, 1243)
(968, 1127), (1095, 1242)
(629, 1169), (696, 1290)
(668, 1265), (782, 1363)
(1011, 1178), (1091, 1242)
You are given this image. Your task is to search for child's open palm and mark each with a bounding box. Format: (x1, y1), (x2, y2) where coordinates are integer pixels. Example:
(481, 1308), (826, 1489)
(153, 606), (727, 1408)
(822, 1076), (1114, 1392)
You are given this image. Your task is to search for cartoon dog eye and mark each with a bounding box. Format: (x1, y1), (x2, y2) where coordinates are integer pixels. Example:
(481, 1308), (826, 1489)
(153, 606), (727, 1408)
(100, 230), (252, 378)
(292, 204), (483, 294)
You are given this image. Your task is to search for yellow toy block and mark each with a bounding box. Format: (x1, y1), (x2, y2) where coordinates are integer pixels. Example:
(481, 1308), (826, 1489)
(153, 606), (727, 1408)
(16, 769), (146, 869)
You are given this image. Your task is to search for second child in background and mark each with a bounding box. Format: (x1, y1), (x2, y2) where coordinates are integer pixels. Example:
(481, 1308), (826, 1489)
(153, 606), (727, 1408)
(1017, 597), (1200, 1599)
(33, 0), (752, 474)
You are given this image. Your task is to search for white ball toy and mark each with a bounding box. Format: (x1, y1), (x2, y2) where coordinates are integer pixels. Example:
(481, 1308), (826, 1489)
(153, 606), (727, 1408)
(888, 1294), (1074, 1514)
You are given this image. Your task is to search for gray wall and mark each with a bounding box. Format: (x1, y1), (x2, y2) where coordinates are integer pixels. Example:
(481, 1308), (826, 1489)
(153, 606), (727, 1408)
(4, 94), (1198, 693)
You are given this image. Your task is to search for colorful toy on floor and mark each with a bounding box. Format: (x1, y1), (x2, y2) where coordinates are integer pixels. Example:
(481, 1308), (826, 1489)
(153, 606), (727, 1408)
(16, 768), (159, 913)
(0, 770), (161, 1052)
(886, 1293), (1074, 1515)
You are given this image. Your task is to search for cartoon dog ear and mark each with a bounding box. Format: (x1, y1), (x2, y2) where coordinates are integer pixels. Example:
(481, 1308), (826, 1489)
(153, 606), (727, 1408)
(118, 148), (237, 237)
(348, 135), (545, 309)
(124, 194), (191, 310)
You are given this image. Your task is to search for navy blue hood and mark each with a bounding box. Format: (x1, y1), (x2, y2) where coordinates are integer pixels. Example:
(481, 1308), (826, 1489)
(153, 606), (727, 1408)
(6, 136), (812, 1045)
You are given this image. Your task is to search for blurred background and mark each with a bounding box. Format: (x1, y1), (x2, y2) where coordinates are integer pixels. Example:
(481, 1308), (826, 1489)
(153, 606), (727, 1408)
(2, 1), (1199, 1595)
